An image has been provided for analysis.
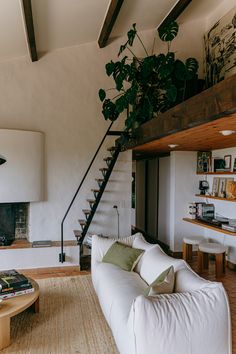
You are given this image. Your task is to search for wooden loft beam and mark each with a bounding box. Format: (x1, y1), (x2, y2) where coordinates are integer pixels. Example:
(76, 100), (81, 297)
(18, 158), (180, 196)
(158, 0), (192, 29)
(20, 0), (38, 62)
(98, 0), (124, 48)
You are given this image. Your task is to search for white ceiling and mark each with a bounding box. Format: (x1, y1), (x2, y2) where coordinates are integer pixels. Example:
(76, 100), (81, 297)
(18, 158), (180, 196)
(0, 0), (227, 62)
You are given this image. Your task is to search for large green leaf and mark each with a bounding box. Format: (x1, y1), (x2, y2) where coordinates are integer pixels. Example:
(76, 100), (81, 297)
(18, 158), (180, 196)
(105, 61), (115, 76)
(174, 60), (188, 81)
(127, 23), (137, 46)
(115, 95), (128, 113)
(102, 100), (119, 121)
(166, 84), (177, 102)
(98, 89), (106, 102)
(158, 21), (179, 42)
(185, 58), (199, 79)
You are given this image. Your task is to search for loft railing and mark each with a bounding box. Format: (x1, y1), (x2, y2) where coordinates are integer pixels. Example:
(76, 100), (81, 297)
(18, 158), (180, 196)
(60, 122), (124, 263)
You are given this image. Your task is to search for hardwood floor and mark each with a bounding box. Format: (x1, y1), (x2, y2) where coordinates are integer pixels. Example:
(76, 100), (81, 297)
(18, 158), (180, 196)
(21, 266), (89, 279)
(22, 260), (235, 352)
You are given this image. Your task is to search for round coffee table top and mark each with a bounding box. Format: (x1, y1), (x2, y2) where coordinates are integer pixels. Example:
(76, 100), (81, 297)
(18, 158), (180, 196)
(0, 278), (39, 319)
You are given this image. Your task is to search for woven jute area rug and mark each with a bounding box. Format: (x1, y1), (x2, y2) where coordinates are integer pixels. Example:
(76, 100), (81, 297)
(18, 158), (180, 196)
(2, 275), (118, 354)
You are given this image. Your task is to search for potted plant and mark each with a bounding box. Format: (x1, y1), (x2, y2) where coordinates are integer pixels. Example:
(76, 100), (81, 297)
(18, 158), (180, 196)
(99, 21), (202, 132)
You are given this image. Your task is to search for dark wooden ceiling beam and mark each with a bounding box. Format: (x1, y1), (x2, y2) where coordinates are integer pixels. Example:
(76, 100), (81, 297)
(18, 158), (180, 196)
(158, 0), (192, 30)
(20, 0), (38, 62)
(98, 0), (124, 48)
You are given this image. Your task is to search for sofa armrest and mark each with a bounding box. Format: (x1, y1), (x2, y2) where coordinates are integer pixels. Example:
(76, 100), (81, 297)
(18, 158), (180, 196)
(128, 284), (231, 354)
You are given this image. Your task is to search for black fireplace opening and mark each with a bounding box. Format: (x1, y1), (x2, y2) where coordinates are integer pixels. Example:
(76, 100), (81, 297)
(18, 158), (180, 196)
(0, 203), (29, 246)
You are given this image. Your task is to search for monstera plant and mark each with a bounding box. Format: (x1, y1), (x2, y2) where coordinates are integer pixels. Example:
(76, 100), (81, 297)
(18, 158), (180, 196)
(99, 21), (200, 132)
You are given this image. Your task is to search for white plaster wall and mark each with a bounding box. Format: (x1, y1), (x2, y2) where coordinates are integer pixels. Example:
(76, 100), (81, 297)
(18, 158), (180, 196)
(0, 29), (150, 262)
(158, 152), (202, 252)
(206, 0), (236, 29)
(0, 129), (44, 202)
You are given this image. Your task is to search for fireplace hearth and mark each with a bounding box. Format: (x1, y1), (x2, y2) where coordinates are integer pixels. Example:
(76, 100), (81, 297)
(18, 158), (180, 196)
(0, 203), (29, 246)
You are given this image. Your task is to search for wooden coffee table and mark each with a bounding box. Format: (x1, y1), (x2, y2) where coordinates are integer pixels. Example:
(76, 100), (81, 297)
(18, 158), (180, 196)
(0, 278), (39, 350)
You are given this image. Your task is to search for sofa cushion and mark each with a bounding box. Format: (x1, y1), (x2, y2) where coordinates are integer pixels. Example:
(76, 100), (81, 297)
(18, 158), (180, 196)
(144, 266), (175, 296)
(175, 267), (213, 293)
(138, 245), (185, 284)
(102, 242), (144, 271)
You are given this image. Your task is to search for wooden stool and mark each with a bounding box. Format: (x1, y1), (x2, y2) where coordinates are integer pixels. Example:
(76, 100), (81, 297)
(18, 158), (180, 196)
(182, 236), (205, 261)
(198, 242), (227, 279)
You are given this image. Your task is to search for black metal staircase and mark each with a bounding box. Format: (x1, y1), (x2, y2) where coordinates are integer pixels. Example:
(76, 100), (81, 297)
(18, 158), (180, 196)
(75, 144), (121, 247)
(60, 122), (123, 267)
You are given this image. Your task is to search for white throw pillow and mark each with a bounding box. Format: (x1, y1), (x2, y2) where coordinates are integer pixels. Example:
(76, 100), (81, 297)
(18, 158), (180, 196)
(139, 246), (185, 285)
(144, 266), (175, 296)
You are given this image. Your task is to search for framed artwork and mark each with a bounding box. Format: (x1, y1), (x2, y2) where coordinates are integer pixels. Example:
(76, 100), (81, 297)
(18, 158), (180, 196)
(204, 6), (236, 88)
(218, 178), (227, 198)
(212, 177), (220, 196)
(197, 151), (212, 173)
(224, 155), (232, 171)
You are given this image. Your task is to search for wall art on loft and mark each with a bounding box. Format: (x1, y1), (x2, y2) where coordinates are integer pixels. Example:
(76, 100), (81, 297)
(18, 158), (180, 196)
(204, 6), (236, 87)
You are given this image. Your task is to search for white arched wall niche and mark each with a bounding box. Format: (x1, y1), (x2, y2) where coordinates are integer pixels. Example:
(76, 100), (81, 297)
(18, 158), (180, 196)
(0, 129), (44, 202)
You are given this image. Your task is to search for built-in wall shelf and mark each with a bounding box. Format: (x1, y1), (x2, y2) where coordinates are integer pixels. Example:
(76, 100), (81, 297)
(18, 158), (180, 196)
(197, 172), (236, 175)
(0, 239), (77, 250)
(183, 217), (236, 237)
(195, 194), (236, 202)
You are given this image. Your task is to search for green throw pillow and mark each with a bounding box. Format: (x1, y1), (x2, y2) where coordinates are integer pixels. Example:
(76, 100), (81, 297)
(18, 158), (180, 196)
(102, 242), (144, 271)
(144, 266), (175, 296)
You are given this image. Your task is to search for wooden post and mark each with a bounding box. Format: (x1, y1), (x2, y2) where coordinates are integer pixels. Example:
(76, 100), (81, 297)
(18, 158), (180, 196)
(0, 317), (10, 350)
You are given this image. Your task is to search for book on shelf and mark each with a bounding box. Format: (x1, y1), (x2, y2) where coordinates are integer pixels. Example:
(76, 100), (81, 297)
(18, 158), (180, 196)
(32, 240), (52, 248)
(0, 269), (30, 292)
(0, 287), (34, 300)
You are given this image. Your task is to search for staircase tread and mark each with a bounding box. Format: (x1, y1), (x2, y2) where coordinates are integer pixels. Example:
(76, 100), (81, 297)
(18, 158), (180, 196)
(78, 219), (87, 225)
(107, 146), (116, 151)
(82, 209), (92, 214)
(95, 178), (104, 182)
(103, 157), (113, 161)
(86, 199), (96, 203)
(73, 230), (82, 237)
(91, 189), (100, 192)
(99, 168), (108, 171)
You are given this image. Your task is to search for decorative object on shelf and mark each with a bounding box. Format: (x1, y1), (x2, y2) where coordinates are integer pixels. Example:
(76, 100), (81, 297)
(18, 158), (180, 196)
(225, 178), (234, 198)
(204, 5), (236, 88)
(196, 203), (215, 219)
(212, 177), (220, 196)
(99, 21), (201, 132)
(188, 202), (197, 219)
(213, 157), (225, 172)
(199, 180), (209, 195)
(226, 181), (236, 199)
(224, 155), (232, 171)
(197, 151), (211, 173)
(218, 178), (227, 198)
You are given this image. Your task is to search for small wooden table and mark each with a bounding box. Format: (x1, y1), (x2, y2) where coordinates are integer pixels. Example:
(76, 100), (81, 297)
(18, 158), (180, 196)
(0, 278), (39, 350)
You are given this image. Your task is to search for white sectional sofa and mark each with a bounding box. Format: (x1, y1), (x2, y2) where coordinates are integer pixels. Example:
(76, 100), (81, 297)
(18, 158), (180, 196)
(91, 233), (232, 354)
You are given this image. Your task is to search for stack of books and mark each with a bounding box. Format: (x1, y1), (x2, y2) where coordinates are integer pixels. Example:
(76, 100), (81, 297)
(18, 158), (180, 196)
(0, 269), (34, 300)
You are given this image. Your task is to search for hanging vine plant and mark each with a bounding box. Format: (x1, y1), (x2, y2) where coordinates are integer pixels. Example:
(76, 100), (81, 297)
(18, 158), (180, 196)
(99, 21), (200, 132)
